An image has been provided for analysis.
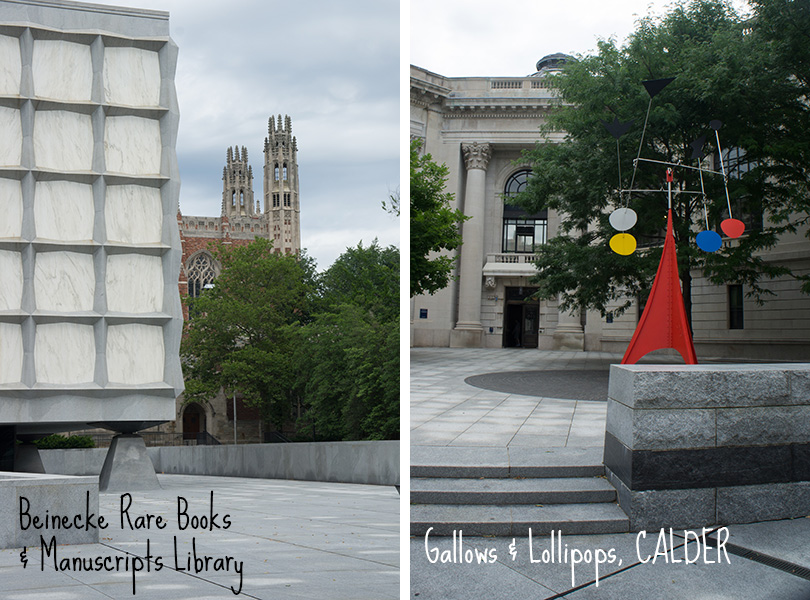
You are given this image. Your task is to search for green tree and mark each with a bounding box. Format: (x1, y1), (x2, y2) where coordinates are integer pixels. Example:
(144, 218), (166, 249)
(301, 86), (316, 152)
(317, 240), (399, 323)
(180, 237), (316, 428)
(410, 139), (469, 296)
(515, 0), (808, 324)
(293, 242), (400, 441)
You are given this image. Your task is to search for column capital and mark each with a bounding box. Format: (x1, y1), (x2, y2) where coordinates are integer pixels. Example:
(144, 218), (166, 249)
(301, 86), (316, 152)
(462, 142), (492, 171)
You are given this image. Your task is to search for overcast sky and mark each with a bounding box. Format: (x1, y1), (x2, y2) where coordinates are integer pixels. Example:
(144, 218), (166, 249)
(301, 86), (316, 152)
(410, 0), (751, 77)
(99, 0), (399, 271)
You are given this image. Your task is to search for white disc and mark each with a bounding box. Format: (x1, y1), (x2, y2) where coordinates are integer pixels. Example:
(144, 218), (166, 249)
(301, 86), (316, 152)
(609, 207), (637, 231)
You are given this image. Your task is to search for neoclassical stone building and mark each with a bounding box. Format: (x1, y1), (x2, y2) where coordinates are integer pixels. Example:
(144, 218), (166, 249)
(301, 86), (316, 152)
(410, 56), (810, 359)
(171, 114), (302, 443)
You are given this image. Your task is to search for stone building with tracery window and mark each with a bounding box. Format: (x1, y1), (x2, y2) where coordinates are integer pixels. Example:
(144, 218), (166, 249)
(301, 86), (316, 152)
(410, 56), (810, 359)
(169, 114), (302, 444)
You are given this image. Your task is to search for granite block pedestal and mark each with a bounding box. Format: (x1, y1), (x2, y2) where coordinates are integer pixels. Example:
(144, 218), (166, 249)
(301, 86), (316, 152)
(604, 363), (810, 530)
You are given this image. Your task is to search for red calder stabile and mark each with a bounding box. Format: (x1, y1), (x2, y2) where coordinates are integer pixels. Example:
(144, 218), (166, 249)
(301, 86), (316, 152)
(621, 209), (698, 365)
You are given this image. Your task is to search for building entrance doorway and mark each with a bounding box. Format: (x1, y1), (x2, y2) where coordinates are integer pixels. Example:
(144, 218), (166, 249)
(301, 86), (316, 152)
(503, 287), (539, 348)
(182, 402), (206, 440)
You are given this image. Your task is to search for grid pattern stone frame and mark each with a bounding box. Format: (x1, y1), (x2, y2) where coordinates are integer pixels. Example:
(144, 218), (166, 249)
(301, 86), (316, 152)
(0, 0), (183, 436)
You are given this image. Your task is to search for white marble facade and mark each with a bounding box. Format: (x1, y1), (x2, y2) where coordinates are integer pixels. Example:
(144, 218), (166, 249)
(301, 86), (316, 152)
(32, 39), (92, 102)
(35, 180), (95, 241)
(106, 324), (164, 384)
(34, 322), (95, 384)
(34, 251), (95, 312)
(0, 106), (21, 167)
(104, 115), (162, 175)
(105, 185), (162, 244)
(0, 323), (23, 384)
(0, 250), (22, 311)
(106, 254), (163, 313)
(0, 178), (22, 238)
(34, 110), (94, 171)
(0, 0), (182, 433)
(103, 46), (161, 107)
(0, 34), (20, 95)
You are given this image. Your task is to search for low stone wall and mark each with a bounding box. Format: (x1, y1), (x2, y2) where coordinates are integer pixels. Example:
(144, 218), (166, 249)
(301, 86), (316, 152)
(0, 472), (99, 549)
(41, 441), (399, 487)
(605, 363), (810, 531)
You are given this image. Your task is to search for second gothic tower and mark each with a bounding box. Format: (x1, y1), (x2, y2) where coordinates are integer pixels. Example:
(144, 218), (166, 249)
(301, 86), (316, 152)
(222, 145), (255, 217)
(264, 114), (301, 254)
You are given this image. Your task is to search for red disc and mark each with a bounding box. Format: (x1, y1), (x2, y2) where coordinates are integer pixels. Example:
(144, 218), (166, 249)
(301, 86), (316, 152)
(721, 218), (745, 238)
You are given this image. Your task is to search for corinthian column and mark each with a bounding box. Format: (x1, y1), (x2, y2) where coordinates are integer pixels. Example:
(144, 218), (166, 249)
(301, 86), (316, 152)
(452, 142), (492, 346)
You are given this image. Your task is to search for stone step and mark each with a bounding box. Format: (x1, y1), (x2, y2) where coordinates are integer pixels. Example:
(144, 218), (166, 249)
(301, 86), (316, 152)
(410, 502), (630, 536)
(411, 445), (605, 479)
(411, 476), (616, 505)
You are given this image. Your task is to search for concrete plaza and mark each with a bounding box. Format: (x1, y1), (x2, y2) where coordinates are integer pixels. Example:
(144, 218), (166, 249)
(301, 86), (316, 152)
(410, 348), (810, 599)
(1, 474), (399, 600)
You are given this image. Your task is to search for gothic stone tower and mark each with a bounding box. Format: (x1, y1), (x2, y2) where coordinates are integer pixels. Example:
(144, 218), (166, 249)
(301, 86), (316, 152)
(264, 115), (301, 254)
(222, 145), (256, 217)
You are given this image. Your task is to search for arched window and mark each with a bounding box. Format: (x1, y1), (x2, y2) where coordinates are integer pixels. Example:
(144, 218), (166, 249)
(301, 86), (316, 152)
(186, 252), (217, 298)
(504, 169), (531, 197)
(274, 165), (279, 181)
(282, 164), (288, 180)
(502, 169), (547, 253)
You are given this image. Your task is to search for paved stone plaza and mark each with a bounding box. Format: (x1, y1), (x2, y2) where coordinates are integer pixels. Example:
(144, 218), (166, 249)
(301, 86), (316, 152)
(410, 348), (810, 599)
(1, 474), (399, 599)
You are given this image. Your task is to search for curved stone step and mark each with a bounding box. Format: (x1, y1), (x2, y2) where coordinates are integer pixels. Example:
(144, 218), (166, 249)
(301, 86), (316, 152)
(410, 502), (629, 537)
(411, 476), (616, 505)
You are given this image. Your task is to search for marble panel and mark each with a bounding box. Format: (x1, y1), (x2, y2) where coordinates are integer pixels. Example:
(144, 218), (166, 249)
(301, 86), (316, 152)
(34, 180), (94, 241)
(34, 251), (95, 312)
(0, 178), (22, 238)
(106, 323), (164, 384)
(105, 184), (162, 243)
(105, 253), (163, 313)
(34, 110), (93, 171)
(35, 322), (95, 384)
(0, 106), (21, 166)
(32, 39), (93, 102)
(0, 322), (23, 384)
(0, 250), (22, 310)
(104, 115), (162, 175)
(0, 34), (21, 96)
(103, 46), (161, 107)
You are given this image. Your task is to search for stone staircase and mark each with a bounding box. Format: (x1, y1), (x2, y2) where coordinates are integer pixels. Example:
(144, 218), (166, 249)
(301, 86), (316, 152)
(410, 446), (629, 536)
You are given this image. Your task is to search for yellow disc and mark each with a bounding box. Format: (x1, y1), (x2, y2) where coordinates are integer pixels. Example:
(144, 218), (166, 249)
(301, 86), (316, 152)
(609, 233), (637, 256)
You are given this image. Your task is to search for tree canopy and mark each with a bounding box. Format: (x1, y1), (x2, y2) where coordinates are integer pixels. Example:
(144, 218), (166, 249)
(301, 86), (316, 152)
(410, 139), (469, 296)
(181, 237), (399, 442)
(294, 241), (399, 440)
(514, 0), (810, 322)
(180, 237), (316, 428)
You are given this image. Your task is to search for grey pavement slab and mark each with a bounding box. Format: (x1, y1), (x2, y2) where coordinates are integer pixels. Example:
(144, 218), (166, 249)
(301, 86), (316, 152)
(0, 473), (398, 599)
(724, 518), (810, 571)
(410, 349), (621, 448)
(412, 522), (810, 599)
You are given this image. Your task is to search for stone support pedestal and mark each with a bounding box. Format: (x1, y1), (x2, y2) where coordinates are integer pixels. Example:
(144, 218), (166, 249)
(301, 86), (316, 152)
(14, 443), (44, 473)
(451, 142), (491, 348)
(604, 363), (810, 531)
(99, 434), (160, 492)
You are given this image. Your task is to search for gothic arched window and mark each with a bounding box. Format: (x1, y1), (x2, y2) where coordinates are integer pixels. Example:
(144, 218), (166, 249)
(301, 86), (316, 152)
(186, 252), (218, 298)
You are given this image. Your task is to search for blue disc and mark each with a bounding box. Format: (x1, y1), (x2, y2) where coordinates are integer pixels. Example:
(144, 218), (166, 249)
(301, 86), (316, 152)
(696, 230), (722, 252)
